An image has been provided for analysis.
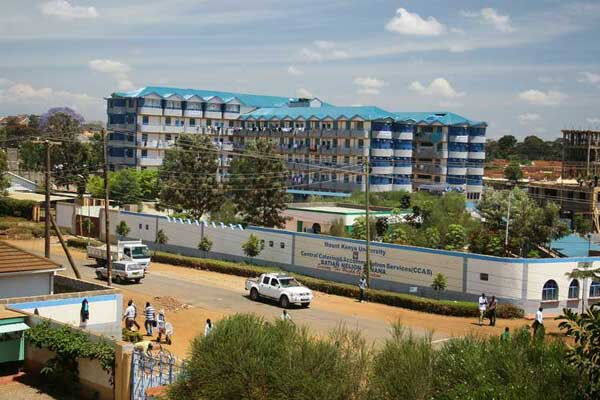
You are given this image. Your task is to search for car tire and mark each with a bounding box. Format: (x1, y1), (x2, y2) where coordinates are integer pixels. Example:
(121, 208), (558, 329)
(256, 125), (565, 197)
(114, 275), (122, 284)
(95, 271), (103, 279)
(134, 278), (141, 284)
(279, 295), (290, 309)
(301, 302), (310, 308)
(250, 288), (259, 301)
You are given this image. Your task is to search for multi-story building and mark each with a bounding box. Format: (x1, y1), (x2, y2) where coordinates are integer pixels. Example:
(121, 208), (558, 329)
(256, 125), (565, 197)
(106, 86), (486, 199)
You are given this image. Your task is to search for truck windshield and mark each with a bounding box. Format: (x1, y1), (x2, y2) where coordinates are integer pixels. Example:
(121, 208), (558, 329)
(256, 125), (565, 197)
(131, 246), (150, 259)
(279, 278), (300, 288)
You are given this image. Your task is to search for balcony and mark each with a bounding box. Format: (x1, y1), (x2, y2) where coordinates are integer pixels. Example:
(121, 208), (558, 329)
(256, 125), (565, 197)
(164, 108), (183, 117)
(393, 149), (412, 157)
(447, 167), (468, 176)
(138, 107), (163, 116)
(184, 109), (204, 118)
(163, 125), (184, 134)
(140, 124), (163, 133)
(139, 157), (163, 167)
(393, 166), (412, 175)
(185, 125), (203, 134)
(371, 148), (393, 157)
(448, 135), (469, 143)
(371, 166), (394, 175)
(350, 129), (368, 138)
(107, 106), (126, 114)
(468, 151), (486, 160)
(469, 135), (486, 144)
(372, 131), (392, 140)
(396, 132), (413, 140)
(467, 167), (484, 176)
(204, 110), (222, 119)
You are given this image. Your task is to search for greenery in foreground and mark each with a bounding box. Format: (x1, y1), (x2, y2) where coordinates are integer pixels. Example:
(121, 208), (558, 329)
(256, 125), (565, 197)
(169, 313), (590, 400)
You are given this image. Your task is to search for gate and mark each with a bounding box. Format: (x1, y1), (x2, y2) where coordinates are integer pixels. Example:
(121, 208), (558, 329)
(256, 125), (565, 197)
(130, 348), (182, 400)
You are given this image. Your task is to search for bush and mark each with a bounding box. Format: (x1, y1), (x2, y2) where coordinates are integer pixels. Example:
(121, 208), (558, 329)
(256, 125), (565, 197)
(67, 237), (102, 249)
(151, 252), (524, 318)
(0, 197), (37, 219)
(168, 314), (369, 400)
(121, 328), (143, 343)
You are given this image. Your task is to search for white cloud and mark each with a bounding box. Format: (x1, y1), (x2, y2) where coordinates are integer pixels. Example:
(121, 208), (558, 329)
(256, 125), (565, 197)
(287, 66), (303, 76)
(409, 78), (465, 98)
(578, 71), (600, 87)
(461, 8), (515, 33)
(439, 100), (463, 109)
(518, 89), (567, 106)
(297, 42), (350, 63)
(538, 76), (563, 84)
(0, 78), (12, 87)
(296, 88), (313, 98)
(88, 59), (134, 91)
(587, 118), (600, 124)
(40, 0), (98, 19)
(353, 77), (386, 95)
(518, 113), (541, 124)
(385, 8), (446, 36)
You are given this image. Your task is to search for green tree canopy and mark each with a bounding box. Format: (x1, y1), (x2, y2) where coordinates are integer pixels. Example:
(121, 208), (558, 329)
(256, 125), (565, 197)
(351, 216), (377, 241)
(86, 168), (142, 206)
(504, 161), (523, 182)
(159, 134), (223, 219)
(228, 138), (289, 228)
(242, 233), (264, 258)
(444, 224), (467, 251)
(0, 149), (9, 195)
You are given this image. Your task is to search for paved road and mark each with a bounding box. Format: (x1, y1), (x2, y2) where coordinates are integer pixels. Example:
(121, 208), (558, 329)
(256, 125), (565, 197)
(39, 242), (444, 344)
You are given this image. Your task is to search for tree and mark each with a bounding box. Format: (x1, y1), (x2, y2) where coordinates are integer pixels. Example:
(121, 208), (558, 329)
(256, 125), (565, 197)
(504, 161), (523, 182)
(242, 234), (264, 258)
(198, 236), (213, 253)
(517, 135), (546, 161)
(468, 226), (505, 256)
(209, 199), (244, 225)
(116, 221), (130, 239)
(229, 139), (289, 228)
(0, 115), (40, 149)
(19, 108), (101, 196)
(86, 169), (142, 206)
(159, 134), (223, 219)
(573, 215), (593, 236)
(0, 149), (9, 195)
(497, 135), (517, 158)
(431, 273), (447, 299)
(138, 168), (159, 200)
(156, 229), (168, 245)
(327, 218), (347, 237)
(557, 306), (600, 397)
(351, 216), (377, 241)
(476, 188), (569, 256)
(444, 224), (467, 251)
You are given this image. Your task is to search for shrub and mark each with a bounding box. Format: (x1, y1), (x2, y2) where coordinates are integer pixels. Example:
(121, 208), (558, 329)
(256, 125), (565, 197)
(197, 236), (213, 252)
(151, 252), (523, 318)
(0, 197), (37, 219)
(121, 328), (143, 343)
(168, 314), (369, 400)
(67, 237), (102, 249)
(241, 233), (264, 257)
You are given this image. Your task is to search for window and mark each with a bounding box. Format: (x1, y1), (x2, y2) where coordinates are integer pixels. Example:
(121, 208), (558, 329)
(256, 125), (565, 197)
(270, 279), (279, 287)
(206, 119), (212, 126)
(590, 281), (600, 298)
(356, 175), (363, 184)
(190, 119), (196, 126)
(187, 102), (202, 110)
(165, 117), (171, 125)
(225, 104), (240, 113)
(142, 115), (149, 125)
(542, 280), (559, 301)
(344, 156), (350, 164)
(480, 273), (489, 281)
(206, 103), (221, 112)
(344, 174), (349, 183)
(345, 139), (350, 148)
(358, 139), (364, 148)
(345, 121), (351, 130)
(568, 280), (580, 299)
(356, 121), (364, 130)
(262, 276), (270, 285)
(269, 241), (274, 248)
(141, 149), (148, 157)
(145, 225), (149, 230)
(139, 224), (142, 229)
(280, 242), (285, 249)
(165, 100), (181, 109)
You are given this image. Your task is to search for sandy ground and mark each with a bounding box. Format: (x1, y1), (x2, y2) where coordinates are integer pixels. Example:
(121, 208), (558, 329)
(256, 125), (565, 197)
(7, 238), (565, 358)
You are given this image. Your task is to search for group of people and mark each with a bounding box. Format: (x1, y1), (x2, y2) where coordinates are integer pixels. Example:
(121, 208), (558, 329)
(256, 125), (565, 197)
(479, 293), (545, 339)
(123, 300), (172, 344)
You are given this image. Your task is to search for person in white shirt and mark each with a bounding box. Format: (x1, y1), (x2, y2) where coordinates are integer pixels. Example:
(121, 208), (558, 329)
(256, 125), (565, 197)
(478, 293), (488, 326)
(204, 319), (213, 336)
(122, 300), (137, 331)
(358, 276), (368, 303)
(533, 307), (544, 338)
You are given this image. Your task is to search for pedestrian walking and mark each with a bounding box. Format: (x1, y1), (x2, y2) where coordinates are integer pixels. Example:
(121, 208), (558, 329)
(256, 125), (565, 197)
(131, 300), (141, 330)
(80, 298), (89, 327)
(144, 302), (156, 336)
(488, 296), (497, 326)
(500, 327), (511, 342)
(358, 276), (368, 303)
(204, 319), (213, 336)
(281, 310), (294, 323)
(478, 293), (488, 326)
(123, 300), (137, 331)
(156, 309), (169, 344)
(532, 307), (544, 338)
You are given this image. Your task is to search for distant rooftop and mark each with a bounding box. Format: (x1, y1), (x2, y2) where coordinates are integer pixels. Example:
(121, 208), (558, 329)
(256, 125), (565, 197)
(551, 234), (600, 257)
(0, 241), (64, 274)
(112, 86), (297, 109)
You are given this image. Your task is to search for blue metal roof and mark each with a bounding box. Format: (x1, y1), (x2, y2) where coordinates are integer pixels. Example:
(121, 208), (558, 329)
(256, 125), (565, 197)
(393, 111), (486, 126)
(113, 86), (295, 109)
(551, 234), (600, 257)
(286, 189), (351, 198)
(240, 105), (395, 121)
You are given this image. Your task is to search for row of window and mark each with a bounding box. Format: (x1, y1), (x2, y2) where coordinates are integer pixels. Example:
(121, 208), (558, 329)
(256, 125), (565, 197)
(136, 98), (241, 113)
(542, 279), (600, 301)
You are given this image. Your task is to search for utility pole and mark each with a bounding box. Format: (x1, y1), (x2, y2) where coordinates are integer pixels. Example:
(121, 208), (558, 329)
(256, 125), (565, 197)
(44, 140), (51, 258)
(364, 148), (371, 285)
(103, 129), (112, 286)
(504, 189), (512, 253)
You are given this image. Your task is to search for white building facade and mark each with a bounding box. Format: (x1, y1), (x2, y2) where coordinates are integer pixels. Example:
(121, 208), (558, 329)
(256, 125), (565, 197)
(106, 86), (486, 199)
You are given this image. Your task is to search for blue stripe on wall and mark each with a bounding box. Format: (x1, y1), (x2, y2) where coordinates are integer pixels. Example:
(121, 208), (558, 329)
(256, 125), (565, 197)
(9, 294), (118, 310)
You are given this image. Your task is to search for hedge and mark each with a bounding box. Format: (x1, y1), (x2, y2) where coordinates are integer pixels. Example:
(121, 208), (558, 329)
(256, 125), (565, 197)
(0, 197), (37, 219)
(151, 252), (524, 319)
(66, 237), (102, 249)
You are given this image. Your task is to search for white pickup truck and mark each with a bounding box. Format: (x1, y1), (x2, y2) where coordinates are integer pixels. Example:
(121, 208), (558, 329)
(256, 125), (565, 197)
(87, 240), (152, 271)
(245, 273), (313, 308)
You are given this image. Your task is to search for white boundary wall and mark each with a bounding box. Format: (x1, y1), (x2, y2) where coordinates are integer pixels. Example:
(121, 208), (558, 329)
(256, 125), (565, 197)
(57, 203), (600, 313)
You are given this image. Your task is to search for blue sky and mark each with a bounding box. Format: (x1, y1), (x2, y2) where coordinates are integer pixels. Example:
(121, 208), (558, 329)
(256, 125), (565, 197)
(1, 0), (600, 139)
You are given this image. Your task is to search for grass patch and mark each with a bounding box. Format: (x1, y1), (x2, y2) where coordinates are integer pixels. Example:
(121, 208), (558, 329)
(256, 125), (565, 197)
(0, 216), (51, 239)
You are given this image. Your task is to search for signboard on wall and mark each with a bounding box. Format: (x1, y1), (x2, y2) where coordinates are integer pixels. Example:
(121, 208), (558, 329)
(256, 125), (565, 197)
(294, 236), (464, 291)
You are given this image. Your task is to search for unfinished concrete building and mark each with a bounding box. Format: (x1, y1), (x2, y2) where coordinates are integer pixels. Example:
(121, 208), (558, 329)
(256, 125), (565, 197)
(562, 129), (600, 179)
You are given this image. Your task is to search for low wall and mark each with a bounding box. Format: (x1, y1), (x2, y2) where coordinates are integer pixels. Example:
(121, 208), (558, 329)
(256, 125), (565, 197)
(2, 278), (122, 338)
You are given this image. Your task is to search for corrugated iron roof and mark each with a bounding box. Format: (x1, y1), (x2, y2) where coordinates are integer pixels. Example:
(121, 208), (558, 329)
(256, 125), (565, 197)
(0, 241), (63, 274)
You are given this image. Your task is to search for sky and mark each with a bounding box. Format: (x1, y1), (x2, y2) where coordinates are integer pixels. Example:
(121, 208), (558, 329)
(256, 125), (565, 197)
(1, 0), (600, 139)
